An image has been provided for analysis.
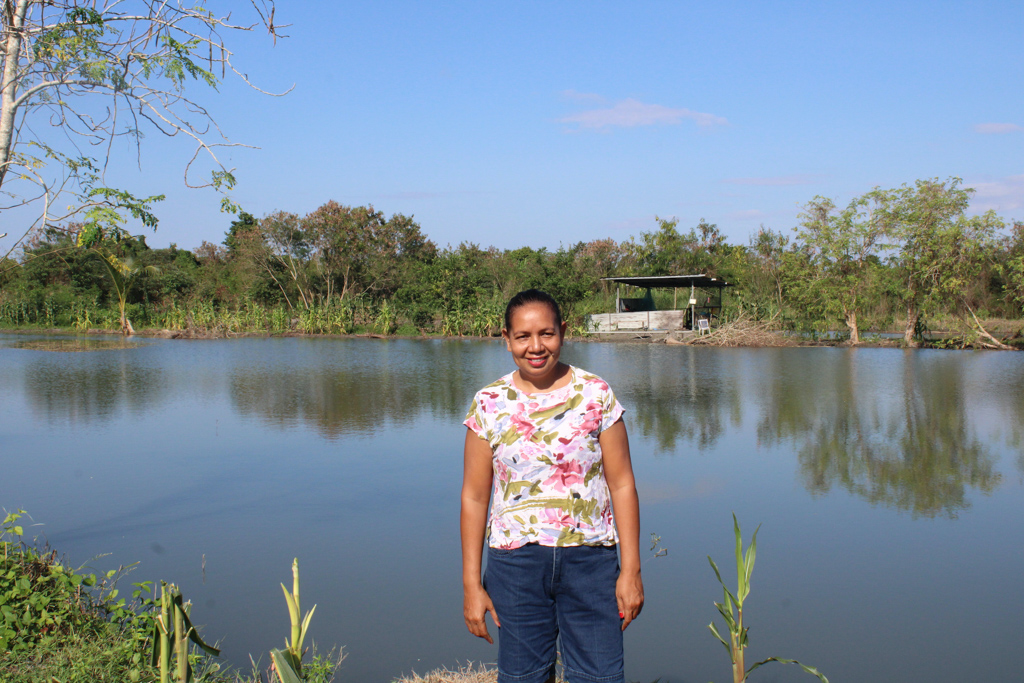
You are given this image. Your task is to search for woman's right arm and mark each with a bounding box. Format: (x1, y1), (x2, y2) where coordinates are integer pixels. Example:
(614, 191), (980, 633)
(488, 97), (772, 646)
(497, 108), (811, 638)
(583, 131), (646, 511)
(461, 427), (500, 643)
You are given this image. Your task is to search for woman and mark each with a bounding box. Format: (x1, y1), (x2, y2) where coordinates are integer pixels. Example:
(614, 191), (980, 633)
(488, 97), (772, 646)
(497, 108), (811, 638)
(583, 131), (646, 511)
(461, 289), (643, 683)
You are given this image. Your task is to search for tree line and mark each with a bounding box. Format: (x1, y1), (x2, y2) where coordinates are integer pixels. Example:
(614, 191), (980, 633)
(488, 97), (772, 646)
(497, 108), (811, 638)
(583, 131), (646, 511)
(1, 177), (1022, 345)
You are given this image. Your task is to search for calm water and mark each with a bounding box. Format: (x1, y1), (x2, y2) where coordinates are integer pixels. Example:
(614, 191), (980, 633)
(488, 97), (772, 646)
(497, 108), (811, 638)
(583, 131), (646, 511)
(2, 334), (1023, 682)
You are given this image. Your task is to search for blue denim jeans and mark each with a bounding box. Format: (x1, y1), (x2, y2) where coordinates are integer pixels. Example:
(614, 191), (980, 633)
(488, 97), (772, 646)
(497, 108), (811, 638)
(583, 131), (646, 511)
(484, 543), (624, 683)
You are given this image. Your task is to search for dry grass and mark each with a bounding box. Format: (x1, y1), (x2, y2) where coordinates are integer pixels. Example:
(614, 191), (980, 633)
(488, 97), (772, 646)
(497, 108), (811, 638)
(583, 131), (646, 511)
(392, 662), (499, 683)
(686, 314), (795, 347)
(393, 662), (570, 683)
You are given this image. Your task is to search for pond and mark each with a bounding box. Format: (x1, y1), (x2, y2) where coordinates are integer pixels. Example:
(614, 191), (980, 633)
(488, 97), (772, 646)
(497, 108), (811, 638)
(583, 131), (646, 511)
(1, 334), (1022, 683)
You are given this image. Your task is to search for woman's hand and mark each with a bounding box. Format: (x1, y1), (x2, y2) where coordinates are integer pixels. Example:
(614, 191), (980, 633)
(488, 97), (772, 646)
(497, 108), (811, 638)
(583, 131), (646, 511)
(616, 569), (644, 630)
(464, 583), (501, 644)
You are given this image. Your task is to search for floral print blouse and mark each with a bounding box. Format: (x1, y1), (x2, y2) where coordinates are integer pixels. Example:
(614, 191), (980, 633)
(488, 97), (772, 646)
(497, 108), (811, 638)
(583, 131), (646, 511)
(464, 365), (625, 549)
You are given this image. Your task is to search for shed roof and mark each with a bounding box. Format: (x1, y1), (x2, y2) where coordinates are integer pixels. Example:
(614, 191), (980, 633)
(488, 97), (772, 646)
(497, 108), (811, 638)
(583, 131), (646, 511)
(601, 274), (734, 289)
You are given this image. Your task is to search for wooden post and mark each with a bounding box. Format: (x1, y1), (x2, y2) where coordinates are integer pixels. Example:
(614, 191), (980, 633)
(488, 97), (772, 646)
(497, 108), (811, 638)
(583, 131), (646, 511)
(689, 283), (695, 330)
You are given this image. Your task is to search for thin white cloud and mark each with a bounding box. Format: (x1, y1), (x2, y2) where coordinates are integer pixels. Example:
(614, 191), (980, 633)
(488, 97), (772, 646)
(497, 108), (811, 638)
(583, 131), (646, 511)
(561, 98), (728, 131)
(969, 174), (1024, 212)
(973, 123), (1023, 134)
(722, 174), (821, 186)
(560, 89), (606, 103)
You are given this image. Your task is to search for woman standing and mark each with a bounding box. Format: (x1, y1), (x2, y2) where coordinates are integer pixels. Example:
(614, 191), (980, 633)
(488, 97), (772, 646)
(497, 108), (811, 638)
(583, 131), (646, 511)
(461, 289), (643, 683)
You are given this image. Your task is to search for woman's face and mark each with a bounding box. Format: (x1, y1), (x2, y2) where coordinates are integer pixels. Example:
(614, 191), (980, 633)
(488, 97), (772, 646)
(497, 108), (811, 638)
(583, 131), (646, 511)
(503, 302), (567, 386)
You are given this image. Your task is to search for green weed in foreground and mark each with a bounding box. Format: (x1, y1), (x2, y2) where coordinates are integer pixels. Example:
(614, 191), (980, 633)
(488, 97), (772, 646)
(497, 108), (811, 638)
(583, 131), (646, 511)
(0, 510), (341, 683)
(270, 558), (318, 683)
(708, 514), (828, 683)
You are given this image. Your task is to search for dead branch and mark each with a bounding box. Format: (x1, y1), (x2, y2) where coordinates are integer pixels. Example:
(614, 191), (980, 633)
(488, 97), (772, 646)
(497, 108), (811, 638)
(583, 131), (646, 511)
(686, 312), (796, 347)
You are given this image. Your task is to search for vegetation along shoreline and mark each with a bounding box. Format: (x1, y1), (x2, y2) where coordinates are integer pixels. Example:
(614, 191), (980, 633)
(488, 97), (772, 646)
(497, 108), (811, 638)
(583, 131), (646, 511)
(4, 178), (1023, 351)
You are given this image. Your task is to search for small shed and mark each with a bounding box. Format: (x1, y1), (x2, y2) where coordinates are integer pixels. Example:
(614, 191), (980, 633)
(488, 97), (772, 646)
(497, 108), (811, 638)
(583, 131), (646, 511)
(587, 274), (734, 334)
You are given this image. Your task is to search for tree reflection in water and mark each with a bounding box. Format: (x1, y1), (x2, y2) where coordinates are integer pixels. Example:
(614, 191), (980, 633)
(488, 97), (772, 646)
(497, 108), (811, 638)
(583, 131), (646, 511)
(610, 346), (742, 453)
(18, 337), (1013, 517)
(228, 340), (487, 439)
(795, 351), (1001, 518)
(25, 356), (166, 424)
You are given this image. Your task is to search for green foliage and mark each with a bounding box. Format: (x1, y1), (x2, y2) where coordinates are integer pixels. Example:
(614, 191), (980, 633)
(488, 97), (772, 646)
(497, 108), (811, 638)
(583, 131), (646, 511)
(1, 510), (105, 653)
(271, 559), (318, 682)
(5, 177), (1024, 342)
(790, 194), (890, 342)
(708, 515), (827, 683)
(146, 582), (221, 683)
(0, 512), (342, 683)
(1, 0), (284, 264)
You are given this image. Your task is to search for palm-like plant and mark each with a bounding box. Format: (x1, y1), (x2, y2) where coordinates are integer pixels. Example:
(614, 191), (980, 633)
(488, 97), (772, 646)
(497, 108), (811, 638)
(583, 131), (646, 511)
(92, 250), (159, 335)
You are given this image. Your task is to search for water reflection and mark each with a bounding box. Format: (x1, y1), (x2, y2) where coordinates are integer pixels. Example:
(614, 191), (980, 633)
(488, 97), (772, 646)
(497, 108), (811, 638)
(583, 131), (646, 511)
(228, 340), (486, 438)
(24, 356), (165, 424)
(12, 339), (1017, 515)
(613, 347), (741, 452)
(794, 352), (1001, 517)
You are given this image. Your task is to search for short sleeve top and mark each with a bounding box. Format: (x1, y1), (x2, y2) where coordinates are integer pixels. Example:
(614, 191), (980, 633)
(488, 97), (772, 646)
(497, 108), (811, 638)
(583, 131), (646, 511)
(464, 365), (625, 549)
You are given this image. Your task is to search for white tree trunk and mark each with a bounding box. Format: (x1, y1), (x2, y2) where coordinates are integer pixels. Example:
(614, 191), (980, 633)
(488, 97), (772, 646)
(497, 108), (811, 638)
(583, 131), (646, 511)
(844, 308), (860, 344)
(0, 0), (30, 191)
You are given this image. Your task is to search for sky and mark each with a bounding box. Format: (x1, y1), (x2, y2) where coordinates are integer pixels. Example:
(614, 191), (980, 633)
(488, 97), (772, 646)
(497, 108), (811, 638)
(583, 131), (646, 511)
(4, 0), (1024, 254)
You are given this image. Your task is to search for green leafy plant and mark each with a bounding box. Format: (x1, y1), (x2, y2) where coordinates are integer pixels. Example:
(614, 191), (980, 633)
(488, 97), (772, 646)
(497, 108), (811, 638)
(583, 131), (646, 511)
(270, 558), (317, 683)
(0, 509), (103, 652)
(148, 581), (221, 683)
(708, 514), (828, 683)
(89, 247), (160, 335)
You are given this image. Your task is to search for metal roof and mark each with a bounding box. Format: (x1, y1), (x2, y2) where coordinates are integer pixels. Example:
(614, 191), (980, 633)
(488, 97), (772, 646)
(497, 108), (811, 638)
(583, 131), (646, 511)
(601, 274), (734, 288)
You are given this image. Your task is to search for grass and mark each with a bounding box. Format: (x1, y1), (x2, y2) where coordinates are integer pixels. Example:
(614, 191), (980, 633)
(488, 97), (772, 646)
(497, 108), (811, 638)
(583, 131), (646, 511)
(1, 624), (149, 683)
(393, 662), (501, 683)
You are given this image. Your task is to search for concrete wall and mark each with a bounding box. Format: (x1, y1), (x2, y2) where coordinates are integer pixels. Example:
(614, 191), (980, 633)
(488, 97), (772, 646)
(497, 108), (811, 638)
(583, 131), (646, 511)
(586, 310), (687, 332)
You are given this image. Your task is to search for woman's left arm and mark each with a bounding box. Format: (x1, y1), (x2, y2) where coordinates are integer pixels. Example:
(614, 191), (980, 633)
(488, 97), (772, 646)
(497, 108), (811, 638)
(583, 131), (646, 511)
(600, 418), (644, 631)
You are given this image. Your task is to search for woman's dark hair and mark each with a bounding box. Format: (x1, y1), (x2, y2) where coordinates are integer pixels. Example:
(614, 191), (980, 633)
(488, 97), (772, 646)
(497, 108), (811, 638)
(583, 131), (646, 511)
(504, 289), (563, 331)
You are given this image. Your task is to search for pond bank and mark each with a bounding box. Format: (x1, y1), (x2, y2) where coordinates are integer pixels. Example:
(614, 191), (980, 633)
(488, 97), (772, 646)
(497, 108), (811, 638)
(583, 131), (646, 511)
(4, 323), (1022, 350)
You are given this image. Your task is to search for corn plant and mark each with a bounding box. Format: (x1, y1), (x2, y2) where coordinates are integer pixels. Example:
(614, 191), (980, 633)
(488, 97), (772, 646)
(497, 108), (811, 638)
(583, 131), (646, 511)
(270, 558), (316, 683)
(708, 515), (828, 683)
(72, 303), (92, 331)
(149, 581), (220, 683)
(162, 301), (187, 330)
(374, 298), (397, 334)
(270, 305), (290, 332)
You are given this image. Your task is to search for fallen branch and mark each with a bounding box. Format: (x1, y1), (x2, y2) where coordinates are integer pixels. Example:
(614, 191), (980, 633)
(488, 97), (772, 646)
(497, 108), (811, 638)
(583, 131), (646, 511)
(687, 313), (795, 347)
(966, 307), (1013, 350)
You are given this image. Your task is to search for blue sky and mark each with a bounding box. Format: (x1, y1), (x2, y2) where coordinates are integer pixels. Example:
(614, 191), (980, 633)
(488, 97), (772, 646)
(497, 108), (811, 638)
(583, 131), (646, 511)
(10, 0), (1023, 253)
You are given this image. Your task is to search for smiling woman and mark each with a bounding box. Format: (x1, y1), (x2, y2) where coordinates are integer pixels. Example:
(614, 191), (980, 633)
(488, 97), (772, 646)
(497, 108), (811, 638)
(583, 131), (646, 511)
(501, 289), (570, 392)
(461, 289), (643, 683)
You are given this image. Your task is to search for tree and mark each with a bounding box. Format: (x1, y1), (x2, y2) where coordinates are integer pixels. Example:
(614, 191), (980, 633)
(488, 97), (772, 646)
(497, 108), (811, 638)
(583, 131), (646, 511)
(258, 210), (311, 308)
(218, 211), (301, 309)
(572, 238), (624, 294)
(91, 245), (159, 335)
(301, 202), (435, 301)
(224, 212), (259, 255)
(1, 1), (287, 259)
(1000, 221), (1024, 316)
(626, 217), (727, 278)
(794, 194), (889, 343)
(878, 178), (1006, 347)
(745, 226), (788, 318)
